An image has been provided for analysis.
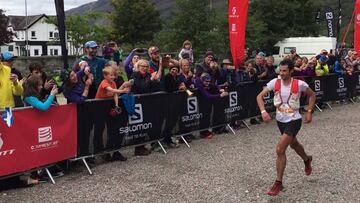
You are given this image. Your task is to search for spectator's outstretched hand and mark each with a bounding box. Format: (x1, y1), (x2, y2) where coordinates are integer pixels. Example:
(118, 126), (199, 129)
(44, 79), (54, 90)
(50, 85), (58, 96)
(123, 87), (131, 94)
(85, 78), (93, 87)
(220, 92), (229, 97)
(9, 74), (18, 85)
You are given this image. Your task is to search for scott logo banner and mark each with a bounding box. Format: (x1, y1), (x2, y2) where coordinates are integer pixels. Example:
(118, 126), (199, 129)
(0, 104), (77, 177)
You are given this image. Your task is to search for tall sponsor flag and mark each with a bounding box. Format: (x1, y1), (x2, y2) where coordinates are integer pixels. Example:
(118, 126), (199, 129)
(355, 0), (360, 53)
(228, 0), (249, 68)
(324, 7), (335, 37)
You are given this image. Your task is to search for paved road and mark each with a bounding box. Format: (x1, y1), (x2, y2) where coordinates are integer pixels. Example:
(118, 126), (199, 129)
(1, 103), (360, 202)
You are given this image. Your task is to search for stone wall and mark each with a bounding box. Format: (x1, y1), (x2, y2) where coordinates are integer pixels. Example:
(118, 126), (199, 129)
(12, 56), (77, 77)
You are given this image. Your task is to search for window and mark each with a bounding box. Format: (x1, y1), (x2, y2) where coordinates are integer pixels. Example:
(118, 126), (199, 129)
(8, 45), (13, 51)
(284, 47), (296, 54)
(34, 49), (39, 56)
(31, 31), (36, 37)
(54, 49), (58, 56)
(272, 46), (280, 55)
(49, 31), (53, 38)
(50, 49), (53, 56)
(54, 32), (59, 38)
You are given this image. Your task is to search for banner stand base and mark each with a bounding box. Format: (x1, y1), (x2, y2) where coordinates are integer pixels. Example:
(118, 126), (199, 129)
(315, 104), (323, 112)
(180, 136), (191, 148)
(82, 158), (93, 175)
(242, 120), (251, 130)
(45, 168), (56, 184)
(325, 102), (333, 110)
(227, 124), (236, 135)
(158, 141), (167, 154)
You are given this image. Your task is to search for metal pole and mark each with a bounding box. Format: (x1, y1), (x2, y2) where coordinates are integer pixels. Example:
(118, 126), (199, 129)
(25, 0), (29, 57)
(337, 0), (341, 44)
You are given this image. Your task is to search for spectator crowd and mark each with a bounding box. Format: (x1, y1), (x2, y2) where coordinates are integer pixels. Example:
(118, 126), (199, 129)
(0, 39), (359, 187)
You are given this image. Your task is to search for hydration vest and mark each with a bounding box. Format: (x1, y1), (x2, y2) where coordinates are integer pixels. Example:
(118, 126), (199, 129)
(273, 79), (300, 111)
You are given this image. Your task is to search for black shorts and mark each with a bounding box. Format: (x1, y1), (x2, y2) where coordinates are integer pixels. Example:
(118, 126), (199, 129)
(277, 119), (302, 137)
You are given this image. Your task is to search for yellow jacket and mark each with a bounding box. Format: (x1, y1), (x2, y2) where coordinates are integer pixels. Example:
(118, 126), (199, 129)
(0, 63), (23, 108)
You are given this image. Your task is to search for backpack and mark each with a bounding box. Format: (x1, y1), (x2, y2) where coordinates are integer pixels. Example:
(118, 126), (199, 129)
(273, 79), (300, 110)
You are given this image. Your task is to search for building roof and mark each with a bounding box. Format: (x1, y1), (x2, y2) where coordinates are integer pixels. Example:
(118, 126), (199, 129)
(7, 14), (52, 30)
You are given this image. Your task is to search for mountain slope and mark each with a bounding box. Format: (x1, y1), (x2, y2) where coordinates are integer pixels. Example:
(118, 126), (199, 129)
(65, 0), (227, 17)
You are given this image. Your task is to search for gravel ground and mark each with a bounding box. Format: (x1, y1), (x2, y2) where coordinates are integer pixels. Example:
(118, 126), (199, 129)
(1, 103), (360, 202)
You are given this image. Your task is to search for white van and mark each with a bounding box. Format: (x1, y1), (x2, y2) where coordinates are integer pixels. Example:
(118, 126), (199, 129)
(273, 37), (337, 65)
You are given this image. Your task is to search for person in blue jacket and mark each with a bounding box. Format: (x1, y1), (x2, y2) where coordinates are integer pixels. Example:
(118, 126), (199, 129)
(24, 75), (58, 111)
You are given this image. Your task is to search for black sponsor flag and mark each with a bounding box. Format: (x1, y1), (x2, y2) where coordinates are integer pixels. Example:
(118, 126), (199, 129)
(324, 7), (335, 37)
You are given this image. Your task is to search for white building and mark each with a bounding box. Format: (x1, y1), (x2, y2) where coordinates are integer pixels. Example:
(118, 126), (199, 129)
(0, 14), (76, 57)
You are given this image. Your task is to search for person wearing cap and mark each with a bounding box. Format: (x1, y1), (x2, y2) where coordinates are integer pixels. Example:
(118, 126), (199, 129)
(195, 51), (213, 78)
(74, 41), (107, 99)
(2, 51), (24, 107)
(195, 73), (228, 100)
(0, 51), (24, 108)
(148, 46), (167, 89)
(315, 55), (329, 76)
(195, 73), (228, 139)
(103, 41), (123, 65)
(195, 51), (221, 85)
(148, 46), (161, 74)
(218, 58), (239, 87)
(164, 62), (186, 93)
(162, 62), (187, 148)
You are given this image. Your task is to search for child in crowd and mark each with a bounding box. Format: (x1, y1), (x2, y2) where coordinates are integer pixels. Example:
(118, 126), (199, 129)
(26, 63), (55, 100)
(24, 75), (58, 111)
(178, 40), (194, 64)
(95, 67), (130, 115)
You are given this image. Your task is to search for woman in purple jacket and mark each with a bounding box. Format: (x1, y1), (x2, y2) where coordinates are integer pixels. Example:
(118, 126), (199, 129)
(195, 73), (229, 139)
(195, 73), (228, 99)
(63, 67), (93, 103)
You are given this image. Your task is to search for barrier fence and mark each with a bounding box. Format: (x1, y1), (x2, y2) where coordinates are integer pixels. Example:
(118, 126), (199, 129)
(0, 104), (77, 177)
(0, 72), (359, 181)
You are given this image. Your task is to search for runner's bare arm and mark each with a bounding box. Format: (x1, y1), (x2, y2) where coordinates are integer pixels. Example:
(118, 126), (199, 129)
(256, 87), (270, 112)
(257, 87), (272, 122)
(304, 87), (316, 113)
(304, 87), (316, 123)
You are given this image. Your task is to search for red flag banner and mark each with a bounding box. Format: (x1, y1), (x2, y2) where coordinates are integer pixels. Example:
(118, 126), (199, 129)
(228, 0), (249, 68)
(355, 0), (360, 53)
(0, 104), (77, 177)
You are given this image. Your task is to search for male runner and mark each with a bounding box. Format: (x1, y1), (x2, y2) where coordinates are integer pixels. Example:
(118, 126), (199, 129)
(256, 59), (316, 196)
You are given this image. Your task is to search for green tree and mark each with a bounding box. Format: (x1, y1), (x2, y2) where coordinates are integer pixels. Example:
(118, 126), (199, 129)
(247, 0), (322, 51)
(111, 0), (162, 48)
(154, 0), (229, 59)
(0, 9), (13, 46)
(47, 12), (110, 56)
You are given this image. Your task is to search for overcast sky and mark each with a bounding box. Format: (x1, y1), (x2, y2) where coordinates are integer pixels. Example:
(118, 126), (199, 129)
(0, 0), (96, 15)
